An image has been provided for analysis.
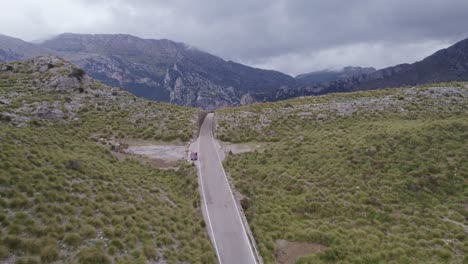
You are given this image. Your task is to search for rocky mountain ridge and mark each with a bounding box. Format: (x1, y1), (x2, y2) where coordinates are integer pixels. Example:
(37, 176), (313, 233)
(295, 66), (376, 85)
(1, 33), (467, 109)
(0, 34), (51, 62)
(285, 38), (468, 97)
(39, 33), (296, 110)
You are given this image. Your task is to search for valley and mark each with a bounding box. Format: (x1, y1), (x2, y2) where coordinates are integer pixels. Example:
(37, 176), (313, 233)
(0, 28), (467, 264)
(0, 54), (467, 264)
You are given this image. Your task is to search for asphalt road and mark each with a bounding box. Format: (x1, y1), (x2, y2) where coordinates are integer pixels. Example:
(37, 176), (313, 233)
(197, 113), (257, 264)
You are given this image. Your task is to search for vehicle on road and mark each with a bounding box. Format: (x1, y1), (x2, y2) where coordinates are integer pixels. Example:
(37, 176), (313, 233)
(190, 152), (198, 161)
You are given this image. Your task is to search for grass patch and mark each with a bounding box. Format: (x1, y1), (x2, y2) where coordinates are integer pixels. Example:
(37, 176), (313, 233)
(0, 58), (216, 263)
(217, 84), (468, 263)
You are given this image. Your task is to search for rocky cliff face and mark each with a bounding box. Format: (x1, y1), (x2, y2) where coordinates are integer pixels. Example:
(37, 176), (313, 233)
(0, 34), (51, 62)
(38, 33), (296, 110)
(288, 38), (468, 97)
(295, 66), (376, 86)
(1, 33), (467, 109)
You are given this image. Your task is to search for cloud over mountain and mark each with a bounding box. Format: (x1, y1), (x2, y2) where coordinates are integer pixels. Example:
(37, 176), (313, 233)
(1, 0), (468, 74)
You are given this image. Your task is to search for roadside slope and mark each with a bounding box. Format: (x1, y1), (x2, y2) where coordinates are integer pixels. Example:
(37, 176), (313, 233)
(216, 83), (468, 263)
(197, 113), (258, 264)
(0, 56), (216, 263)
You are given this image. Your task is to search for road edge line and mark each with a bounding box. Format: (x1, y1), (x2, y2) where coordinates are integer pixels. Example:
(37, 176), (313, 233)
(197, 125), (223, 264)
(210, 114), (258, 264)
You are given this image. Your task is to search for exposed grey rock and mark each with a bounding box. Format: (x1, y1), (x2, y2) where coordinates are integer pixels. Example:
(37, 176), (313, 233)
(0, 55), (130, 126)
(0, 34), (51, 62)
(33, 107), (64, 119)
(0, 97), (10, 105)
(1, 64), (14, 72)
(316, 113), (328, 120)
(1, 33), (468, 110)
(36, 33), (297, 110)
(286, 38), (468, 98)
(296, 66), (376, 85)
(240, 93), (256, 105)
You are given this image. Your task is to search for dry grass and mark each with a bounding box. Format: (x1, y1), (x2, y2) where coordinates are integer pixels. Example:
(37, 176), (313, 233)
(217, 83), (468, 264)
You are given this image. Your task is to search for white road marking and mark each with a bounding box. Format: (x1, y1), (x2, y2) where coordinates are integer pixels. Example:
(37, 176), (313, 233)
(197, 138), (223, 264)
(208, 116), (258, 263)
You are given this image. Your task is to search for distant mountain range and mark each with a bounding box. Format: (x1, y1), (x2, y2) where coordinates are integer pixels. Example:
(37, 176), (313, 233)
(1, 33), (467, 109)
(285, 38), (468, 98)
(295, 66), (376, 86)
(0, 34), (296, 110)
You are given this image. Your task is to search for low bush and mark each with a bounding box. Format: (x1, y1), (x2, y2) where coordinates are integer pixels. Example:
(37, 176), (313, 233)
(78, 247), (111, 264)
(218, 84), (468, 263)
(68, 68), (85, 80)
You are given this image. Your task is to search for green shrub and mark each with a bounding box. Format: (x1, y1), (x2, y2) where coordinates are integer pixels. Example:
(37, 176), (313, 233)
(78, 247), (111, 264)
(3, 235), (23, 251)
(63, 233), (82, 247)
(0, 246), (8, 260)
(15, 256), (40, 264)
(40, 245), (60, 262)
(217, 84), (468, 263)
(80, 225), (96, 238)
(68, 68), (86, 81)
(143, 244), (157, 260)
(0, 67), (211, 263)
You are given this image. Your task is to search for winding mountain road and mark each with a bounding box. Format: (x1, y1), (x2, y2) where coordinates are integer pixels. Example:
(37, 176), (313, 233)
(197, 113), (258, 264)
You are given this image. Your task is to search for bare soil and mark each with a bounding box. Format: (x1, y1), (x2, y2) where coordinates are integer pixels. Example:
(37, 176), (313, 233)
(221, 142), (267, 154)
(112, 143), (189, 168)
(125, 145), (187, 160)
(275, 239), (326, 264)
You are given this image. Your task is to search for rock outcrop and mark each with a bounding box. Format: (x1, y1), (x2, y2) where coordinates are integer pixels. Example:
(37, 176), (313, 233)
(1, 33), (468, 109)
(287, 38), (468, 97)
(38, 34), (296, 110)
(295, 66), (376, 86)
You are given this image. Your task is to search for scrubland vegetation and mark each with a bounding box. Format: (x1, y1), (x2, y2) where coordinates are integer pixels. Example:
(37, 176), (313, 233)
(217, 83), (468, 263)
(0, 58), (216, 263)
(0, 59), (197, 142)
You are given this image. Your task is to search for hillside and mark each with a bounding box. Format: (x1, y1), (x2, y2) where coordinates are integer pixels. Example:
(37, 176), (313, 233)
(0, 56), (216, 263)
(0, 33), (296, 110)
(288, 38), (468, 98)
(1, 33), (468, 110)
(295, 66), (376, 86)
(215, 83), (468, 263)
(38, 33), (296, 110)
(0, 35), (51, 62)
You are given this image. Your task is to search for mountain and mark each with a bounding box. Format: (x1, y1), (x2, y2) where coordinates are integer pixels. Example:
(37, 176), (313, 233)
(295, 66), (376, 85)
(0, 34), (51, 62)
(1, 33), (468, 109)
(290, 38), (468, 96)
(38, 33), (296, 110)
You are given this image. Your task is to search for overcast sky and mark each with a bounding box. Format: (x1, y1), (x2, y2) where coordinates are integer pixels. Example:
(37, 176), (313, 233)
(2, 0), (468, 75)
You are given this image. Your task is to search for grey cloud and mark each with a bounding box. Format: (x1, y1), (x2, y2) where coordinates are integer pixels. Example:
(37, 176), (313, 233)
(1, 0), (468, 75)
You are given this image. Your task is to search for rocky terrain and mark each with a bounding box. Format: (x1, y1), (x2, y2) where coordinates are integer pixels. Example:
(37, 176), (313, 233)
(0, 56), (216, 263)
(295, 66), (376, 86)
(26, 33), (295, 110)
(215, 83), (468, 263)
(1, 33), (467, 110)
(0, 55), (198, 140)
(284, 38), (468, 98)
(0, 35), (51, 62)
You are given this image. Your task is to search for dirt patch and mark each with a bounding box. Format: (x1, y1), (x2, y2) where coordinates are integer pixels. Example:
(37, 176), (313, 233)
(221, 142), (267, 155)
(275, 239), (326, 264)
(124, 145), (187, 160)
(113, 144), (189, 168)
